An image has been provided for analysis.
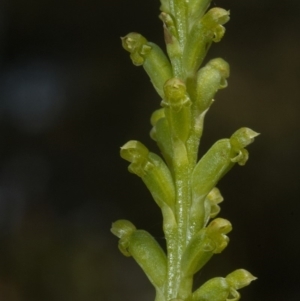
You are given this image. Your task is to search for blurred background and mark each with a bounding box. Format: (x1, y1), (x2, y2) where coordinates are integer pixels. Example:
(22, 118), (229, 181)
(0, 0), (299, 300)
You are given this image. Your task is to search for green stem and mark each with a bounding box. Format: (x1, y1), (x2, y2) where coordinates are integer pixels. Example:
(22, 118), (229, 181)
(165, 227), (178, 300)
(161, 206), (178, 300)
(169, 139), (190, 299)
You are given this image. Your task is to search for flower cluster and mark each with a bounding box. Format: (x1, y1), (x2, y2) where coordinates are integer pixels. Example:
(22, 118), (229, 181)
(112, 1), (258, 300)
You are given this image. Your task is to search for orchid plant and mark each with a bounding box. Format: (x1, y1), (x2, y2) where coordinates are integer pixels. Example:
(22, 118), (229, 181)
(111, 1), (258, 300)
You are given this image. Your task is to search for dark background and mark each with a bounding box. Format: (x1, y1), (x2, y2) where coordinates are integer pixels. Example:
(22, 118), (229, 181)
(0, 0), (299, 300)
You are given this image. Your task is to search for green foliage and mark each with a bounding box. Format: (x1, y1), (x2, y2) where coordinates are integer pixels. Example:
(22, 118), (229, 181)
(112, 1), (258, 300)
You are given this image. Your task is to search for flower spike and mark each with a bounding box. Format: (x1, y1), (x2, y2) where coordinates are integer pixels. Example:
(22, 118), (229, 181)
(114, 1), (258, 300)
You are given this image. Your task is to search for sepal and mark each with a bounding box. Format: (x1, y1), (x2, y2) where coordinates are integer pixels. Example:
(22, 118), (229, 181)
(162, 78), (191, 112)
(187, 0), (212, 27)
(207, 187), (224, 219)
(144, 42), (173, 98)
(162, 78), (192, 143)
(127, 230), (167, 288)
(120, 140), (150, 177)
(192, 269), (256, 301)
(192, 277), (230, 301)
(150, 110), (173, 168)
(181, 218), (231, 277)
(190, 139), (232, 233)
(120, 141), (175, 208)
(159, 12), (178, 42)
(190, 129), (258, 233)
(145, 152), (176, 208)
(121, 33), (150, 66)
(190, 58), (230, 114)
(201, 8), (230, 42)
(180, 228), (215, 277)
(111, 219), (136, 239)
(111, 221), (167, 289)
(230, 128), (259, 166)
(206, 218), (232, 253)
(230, 128), (259, 149)
(225, 269), (257, 290)
(150, 108), (166, 141)
(160, 12), (183, 77)
(201, 187), (224, 227)
(183, 8), (230, 76)
(122, 32), (173, 98)
(159, 0), (170, 13)
(111, 220), (136, 256)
